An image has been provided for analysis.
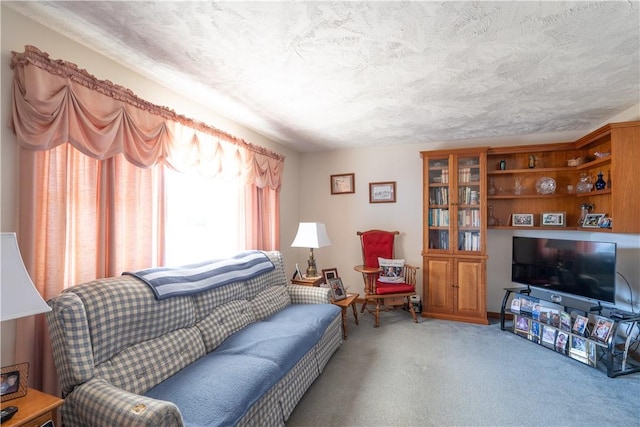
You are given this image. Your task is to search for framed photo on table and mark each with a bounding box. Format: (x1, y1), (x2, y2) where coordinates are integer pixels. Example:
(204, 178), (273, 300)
(328, 277), (346, 301)
(330, 173), (355, 194)
(369, 181), (396, 203)
(322, 268), (339, 285)
(1, 362), (28, 402)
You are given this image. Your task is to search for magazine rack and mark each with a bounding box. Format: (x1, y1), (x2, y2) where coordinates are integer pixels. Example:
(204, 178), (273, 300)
(500, 287), (640, 378)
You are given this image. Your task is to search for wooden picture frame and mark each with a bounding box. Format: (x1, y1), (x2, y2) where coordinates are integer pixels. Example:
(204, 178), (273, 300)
(328, 277), (347, 301)
(512, 213), (534, 227)
(541, 212), (565, 227)
(1, 362), (28, 402)
(369, 181), (396, 203)
(330, 173), (355, 194)
(582, 213), (605, 228)
(321, 268), (339, 285)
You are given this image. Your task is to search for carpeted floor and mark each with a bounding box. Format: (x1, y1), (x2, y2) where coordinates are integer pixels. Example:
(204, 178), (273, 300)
(286, 308), (640, 427)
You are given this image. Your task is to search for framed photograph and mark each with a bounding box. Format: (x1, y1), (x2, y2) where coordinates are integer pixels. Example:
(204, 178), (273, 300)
(292, 263), (303, 280)
(590, 316), (614, 342)
(369, 181), (396, 203)
(570, 336), (588, 360)
(597, 216), (612, 229)
(572, 314), (588, 335)
(555, 331), (569, 353)
(582, 213), (605, 228)
(330, 173), (355, 195)
(321, 268), (339, 285)
(541, 325), (557, 347)
(328, 277), (346, 301)
(541, 212), (565, 227)
(512, 213), (534, 227)
(1, 363), (28, 402)
(515, 315), (530, 333)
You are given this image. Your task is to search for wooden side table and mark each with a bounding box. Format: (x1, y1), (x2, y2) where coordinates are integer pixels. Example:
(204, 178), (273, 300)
(332, 293), (359, 339)
(2, 388), (63, 427)
(291, 276), (323, 287)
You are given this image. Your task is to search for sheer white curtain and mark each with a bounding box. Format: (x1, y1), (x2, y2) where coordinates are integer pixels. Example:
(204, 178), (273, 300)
(164, 167), (245, 265)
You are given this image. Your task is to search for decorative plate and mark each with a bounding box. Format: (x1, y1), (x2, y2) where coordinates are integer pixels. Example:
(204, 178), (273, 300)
(536, 177), (556, 195)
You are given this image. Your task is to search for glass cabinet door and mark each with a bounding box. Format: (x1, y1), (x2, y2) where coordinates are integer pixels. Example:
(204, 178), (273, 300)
(426, 156), (451, 251)
(455, 154), (482, 253)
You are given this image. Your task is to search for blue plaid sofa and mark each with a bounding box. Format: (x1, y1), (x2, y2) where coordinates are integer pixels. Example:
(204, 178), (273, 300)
(46, 251), (342, 426)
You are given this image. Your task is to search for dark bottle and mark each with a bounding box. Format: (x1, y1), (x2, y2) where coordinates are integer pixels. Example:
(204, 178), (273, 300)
(595, 171), (606, 190)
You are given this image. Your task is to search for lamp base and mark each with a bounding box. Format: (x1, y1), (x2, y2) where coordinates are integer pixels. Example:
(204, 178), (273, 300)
(306, 248), (318, 277)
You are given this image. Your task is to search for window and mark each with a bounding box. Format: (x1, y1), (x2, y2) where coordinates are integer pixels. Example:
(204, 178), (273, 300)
(164, 167), (245, 265)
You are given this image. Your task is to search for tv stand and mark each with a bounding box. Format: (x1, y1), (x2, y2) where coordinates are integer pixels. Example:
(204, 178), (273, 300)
(589, 302), (603, 314)
(500, 287), (640, 378)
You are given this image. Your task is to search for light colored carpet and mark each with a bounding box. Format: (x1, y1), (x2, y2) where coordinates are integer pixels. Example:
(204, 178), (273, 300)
(287, 308), (640, 427)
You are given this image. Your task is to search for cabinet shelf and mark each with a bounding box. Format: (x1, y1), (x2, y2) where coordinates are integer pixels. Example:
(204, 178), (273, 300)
(488, 166), (573, 175)
(486, 121), (640, 234)
(576, 189), (611, 197)
(488, 193), (570, 200)
(577, 156), (611, 170)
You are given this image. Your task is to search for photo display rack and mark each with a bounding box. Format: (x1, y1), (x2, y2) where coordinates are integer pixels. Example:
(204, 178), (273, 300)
(500, 287), (640, 378)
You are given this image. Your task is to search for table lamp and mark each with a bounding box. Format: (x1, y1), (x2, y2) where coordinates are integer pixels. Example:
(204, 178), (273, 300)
(290, 222), (331, 277)
(1, 232), (51, 321)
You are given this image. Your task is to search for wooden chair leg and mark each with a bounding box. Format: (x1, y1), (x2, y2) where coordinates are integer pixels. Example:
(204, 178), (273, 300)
(407, 297), (418, 323)
(374, 298), (381, 328)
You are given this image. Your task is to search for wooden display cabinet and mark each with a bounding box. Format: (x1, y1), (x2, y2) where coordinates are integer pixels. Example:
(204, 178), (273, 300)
(486, 121), (640, 233)
(421, 148), (489, 325)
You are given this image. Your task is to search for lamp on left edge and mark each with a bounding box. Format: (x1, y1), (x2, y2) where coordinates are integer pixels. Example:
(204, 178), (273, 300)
(1, 233), (51, 322)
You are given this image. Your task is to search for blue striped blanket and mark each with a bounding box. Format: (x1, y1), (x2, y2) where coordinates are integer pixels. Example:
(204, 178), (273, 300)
(125, 251), (275, 300)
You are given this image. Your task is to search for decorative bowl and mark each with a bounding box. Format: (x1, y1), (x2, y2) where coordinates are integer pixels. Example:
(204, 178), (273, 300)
(535, 177), (556, 195)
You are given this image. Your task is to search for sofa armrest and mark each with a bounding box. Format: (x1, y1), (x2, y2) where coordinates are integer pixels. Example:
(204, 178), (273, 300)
(287, 285), (332, 304)
(66, 378), (184, 427)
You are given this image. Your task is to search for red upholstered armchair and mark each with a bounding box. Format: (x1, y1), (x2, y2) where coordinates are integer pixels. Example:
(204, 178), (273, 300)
(354, 230), (418, 327)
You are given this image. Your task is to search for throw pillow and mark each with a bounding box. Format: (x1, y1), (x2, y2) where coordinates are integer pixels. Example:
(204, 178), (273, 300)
(378, 258), (405, 283)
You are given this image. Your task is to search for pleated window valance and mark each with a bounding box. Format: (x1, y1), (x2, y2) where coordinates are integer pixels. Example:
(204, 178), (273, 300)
(10, 45), (284, 189)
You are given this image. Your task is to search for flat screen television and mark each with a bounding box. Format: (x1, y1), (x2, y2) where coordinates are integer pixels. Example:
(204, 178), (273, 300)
(511, 237), (616, 304)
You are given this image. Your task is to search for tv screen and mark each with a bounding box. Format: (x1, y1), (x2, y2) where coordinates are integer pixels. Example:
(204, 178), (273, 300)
(511, 237), (616, 304)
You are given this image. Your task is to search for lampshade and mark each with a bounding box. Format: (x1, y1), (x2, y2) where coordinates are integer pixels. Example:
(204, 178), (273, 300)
(290, 223), (332, 248)
(291, 223), (331, 278)
(1, 233), (51, 321)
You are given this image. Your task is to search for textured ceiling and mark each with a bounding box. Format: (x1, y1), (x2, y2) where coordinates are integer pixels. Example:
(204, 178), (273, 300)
(6, 1), (640, 152)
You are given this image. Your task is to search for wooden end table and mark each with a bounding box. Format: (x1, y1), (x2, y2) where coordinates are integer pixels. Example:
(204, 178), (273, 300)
(332, 293), (359, 339)
(2, 388), (63, 427)
(291, 276), (323, 287)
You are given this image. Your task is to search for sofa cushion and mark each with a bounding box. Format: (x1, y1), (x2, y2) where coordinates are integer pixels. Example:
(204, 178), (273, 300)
(94, 327), (206, 395)
(196, 299), (256, 353)
(250, 285), (291, 321)
(145, 353), (281, 427)
(216, 304), (341, 372)
(244, 251), (288, 298)
(192, 280), (247, 322)
(61, 276), (196, 366)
